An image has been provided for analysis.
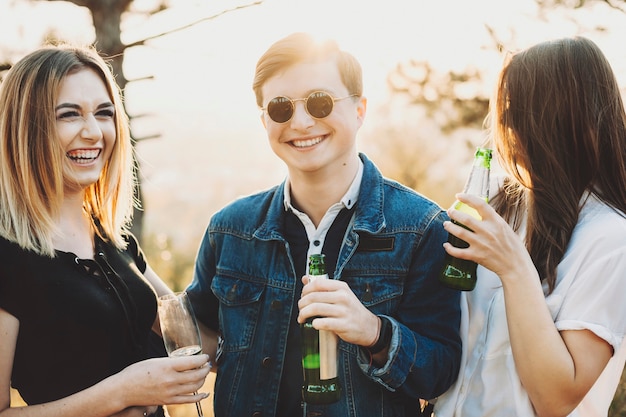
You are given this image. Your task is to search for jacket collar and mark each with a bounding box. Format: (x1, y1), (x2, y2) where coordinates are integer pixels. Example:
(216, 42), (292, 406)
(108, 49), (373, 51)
(254, 153), (386, 241)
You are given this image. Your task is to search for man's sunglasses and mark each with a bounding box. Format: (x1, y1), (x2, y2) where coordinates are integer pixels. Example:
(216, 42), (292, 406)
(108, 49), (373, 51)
(261, 91), (358, 124)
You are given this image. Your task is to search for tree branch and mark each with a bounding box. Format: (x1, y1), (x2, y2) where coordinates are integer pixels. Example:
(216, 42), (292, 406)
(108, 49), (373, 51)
(125, 1), (263, 48)
(134, 133), (162, 142)
(603, 0), (626, 12)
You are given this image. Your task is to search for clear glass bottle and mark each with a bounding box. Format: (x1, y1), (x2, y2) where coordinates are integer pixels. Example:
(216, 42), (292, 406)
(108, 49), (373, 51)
(439, 147), (492, 291)
(301, 254), (341, 404)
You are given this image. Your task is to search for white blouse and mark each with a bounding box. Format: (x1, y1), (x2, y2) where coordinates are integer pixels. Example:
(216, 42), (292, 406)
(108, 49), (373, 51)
(435, 193), (626, 417)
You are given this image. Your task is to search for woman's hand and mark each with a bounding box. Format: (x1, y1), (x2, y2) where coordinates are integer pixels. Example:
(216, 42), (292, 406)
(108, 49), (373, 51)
(110, 405), (159, 417)
(115, 355), (210, 409)
(443, 193), (537, 284)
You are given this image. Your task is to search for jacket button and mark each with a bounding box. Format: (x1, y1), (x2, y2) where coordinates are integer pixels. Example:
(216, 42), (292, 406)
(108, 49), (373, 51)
(362, 283), (373, 302)
(270, 300), (282, 310)
(262, 357), (272, 367)
(226, 284), (238, 301)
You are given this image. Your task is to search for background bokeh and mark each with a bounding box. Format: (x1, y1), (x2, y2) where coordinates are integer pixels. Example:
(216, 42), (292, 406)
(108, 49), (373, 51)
(2, 0), (625, 415)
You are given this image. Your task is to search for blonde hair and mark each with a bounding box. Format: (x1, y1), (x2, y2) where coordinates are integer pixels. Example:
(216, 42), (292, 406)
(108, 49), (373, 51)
(0, 44), (135, 256)
(252, 32), (363, 107)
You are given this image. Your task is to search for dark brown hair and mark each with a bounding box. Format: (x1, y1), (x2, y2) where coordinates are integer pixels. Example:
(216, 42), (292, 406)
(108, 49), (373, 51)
(490, 36), (626, 292)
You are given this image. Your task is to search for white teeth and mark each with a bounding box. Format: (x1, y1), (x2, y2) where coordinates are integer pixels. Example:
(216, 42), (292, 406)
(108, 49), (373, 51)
(66, 149), (100, 163)
(292, 137), (323, 148)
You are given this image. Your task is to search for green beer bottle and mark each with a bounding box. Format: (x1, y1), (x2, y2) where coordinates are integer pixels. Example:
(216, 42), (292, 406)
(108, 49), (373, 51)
(439, 147), (493, 291)
(301, 254), (341, 404)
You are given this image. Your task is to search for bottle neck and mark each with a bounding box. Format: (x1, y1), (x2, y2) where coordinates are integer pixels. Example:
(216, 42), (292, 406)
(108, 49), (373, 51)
(308, 273), (329, 283)
(309, 255), (326, 276)
(463, 163), (490, 200)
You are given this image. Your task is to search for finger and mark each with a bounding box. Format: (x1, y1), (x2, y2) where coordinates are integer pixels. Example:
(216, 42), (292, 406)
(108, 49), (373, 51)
(297, 300), (321, 324)
(443, 219), (474, 239)
(442, 241), (474, 260)
(308, 316), (338, 332)
(177, 378), (209, 393)
(301, 275), (327, 296)
(174, 364), (211, 386)
(455, 192), (488, 206)
(300, 276), (315, 296)
(170, 354), (210, 371)
(168, 391), (210, 405)
(455, 193), (499, 220)
(300, 283), (337, 306)
(188, 362), (212, 378)
(298, 293), (342, 324)
(442, 221), (476, 261)
(302, 276), (339, 292)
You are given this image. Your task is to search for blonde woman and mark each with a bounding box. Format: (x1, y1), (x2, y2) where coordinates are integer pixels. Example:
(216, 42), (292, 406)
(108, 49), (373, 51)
(0, 45), (209, 417)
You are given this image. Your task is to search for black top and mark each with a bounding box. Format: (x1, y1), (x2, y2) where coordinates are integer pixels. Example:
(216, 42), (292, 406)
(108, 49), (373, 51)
(0, 233), (164, 405)
(277, 206), (355, 416)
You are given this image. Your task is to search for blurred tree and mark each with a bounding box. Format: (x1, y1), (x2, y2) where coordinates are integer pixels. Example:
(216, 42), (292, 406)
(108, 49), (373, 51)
(385, 0), (626, 135)
(3, 0), (262, 241)
(360, 112), (478, 210)
(387, 61), (490, 134)
(370, 52), (490, 208)
(536, 0), (625, 10)
(374, 0), (626, 205)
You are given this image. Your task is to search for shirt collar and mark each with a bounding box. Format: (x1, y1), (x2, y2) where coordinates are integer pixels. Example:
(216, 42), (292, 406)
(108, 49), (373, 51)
(283, 158), (363, 212)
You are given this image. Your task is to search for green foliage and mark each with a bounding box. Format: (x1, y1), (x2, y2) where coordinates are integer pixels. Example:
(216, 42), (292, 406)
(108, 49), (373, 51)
(611, 368), (626, 416)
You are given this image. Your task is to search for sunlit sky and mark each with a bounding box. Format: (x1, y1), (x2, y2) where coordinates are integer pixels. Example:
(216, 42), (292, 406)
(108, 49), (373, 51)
(2, 0), (626, 245)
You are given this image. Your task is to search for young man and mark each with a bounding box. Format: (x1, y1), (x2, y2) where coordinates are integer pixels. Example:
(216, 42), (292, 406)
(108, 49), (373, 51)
(187, 32), (461, 417)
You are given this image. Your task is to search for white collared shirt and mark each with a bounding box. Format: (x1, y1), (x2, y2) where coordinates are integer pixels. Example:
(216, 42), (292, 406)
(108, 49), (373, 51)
(435, 193), (626, 417)
(283, 158), (363, 266)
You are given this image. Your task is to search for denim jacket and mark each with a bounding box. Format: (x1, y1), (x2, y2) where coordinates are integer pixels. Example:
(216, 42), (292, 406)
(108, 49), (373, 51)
(187, 153), (461, 417)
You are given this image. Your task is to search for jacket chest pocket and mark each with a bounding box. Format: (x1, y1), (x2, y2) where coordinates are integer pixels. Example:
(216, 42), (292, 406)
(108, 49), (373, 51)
(341, 274), (403, 316)
(212, 275), (265, 351)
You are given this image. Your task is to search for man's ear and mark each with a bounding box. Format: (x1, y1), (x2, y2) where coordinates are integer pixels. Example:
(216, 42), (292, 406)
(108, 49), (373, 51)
(357, 96), (367, 124)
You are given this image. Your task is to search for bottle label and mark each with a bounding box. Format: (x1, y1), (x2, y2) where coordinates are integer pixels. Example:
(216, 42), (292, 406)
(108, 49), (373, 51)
(319, 330), (338, 379)
(307, 273), (338, 380)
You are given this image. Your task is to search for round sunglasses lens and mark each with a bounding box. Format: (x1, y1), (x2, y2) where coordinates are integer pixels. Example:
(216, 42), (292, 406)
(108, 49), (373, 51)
(307, 92), (334, 118)
(267, 97), (293, 123)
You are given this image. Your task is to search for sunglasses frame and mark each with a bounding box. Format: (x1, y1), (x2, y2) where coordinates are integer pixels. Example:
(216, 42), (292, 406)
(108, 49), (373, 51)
(261, 91), (359, 124)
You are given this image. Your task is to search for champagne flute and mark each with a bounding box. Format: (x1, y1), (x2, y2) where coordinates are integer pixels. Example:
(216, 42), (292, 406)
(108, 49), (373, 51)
(158, 291), (204, 417)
